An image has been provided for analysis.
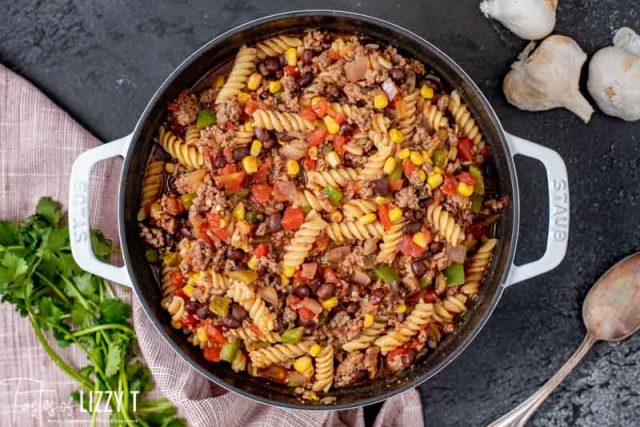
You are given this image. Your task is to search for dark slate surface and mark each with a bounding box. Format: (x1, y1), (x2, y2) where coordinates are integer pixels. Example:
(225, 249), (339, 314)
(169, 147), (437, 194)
(2, 1), (639, 425)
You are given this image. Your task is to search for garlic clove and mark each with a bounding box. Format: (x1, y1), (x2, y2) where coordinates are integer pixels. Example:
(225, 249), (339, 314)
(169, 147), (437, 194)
(480, 0), (558, 40)
(503, 35), (594, 123)
(587, 27), (640, 121)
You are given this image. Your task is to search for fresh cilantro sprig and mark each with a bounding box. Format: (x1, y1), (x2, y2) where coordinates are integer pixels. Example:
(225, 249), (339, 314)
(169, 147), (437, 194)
(0, 198), (184, 427)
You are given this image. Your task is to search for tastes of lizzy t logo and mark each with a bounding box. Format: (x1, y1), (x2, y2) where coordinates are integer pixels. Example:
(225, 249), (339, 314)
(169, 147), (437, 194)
(77, 390), (140, 414)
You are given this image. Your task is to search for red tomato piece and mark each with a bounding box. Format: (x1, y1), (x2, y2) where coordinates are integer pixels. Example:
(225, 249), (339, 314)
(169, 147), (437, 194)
(313, 234), (329, 253)
(403, 159), (416, 180)
(203, 347), (221, 362)
(244, 99), (262, 116)
(282, 207), (304, 231)
(166, 102), (179, 112)
(458, 138), (475, 162)
(299, 307), (316, 320)
(378, 204), (393, 230)
(255, 243), (269, 259)
(254, 161), (271, 184)
(284, 65), (299, 77)
(333, 135), (347, 156)
(170, 271), (186, 287)
(182, 314), (199, 330)
(328, 50), (341, 60)
(206, 213), (230, 240)
(399, 234), (427, 258)
(311, 97), (330, 118)
(287, 295), (302, 310)
(252, 184), (273, 204)
(302, 157), (316, 170)
(221, 171), (246, 192)
(322, 268), (340, 285)
(441, 175), (458, 196)
(308, 127), (328, 147)
(422, 289), (438, 303)
(301, 107), (318, 121)
(204, 321), (226, 345)
(388, 179), (404, 191)
(328, 108), (346, 125)
(458, 171), (476, 186)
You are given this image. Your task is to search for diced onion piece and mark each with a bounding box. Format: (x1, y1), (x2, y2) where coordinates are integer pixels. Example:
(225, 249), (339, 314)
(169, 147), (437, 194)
(286, 371), (308, 387)
(301, 297), (323, 315)
(345, 57), (369, 82)
(299, 262), (318, 281)
(258, 286), (279, 307)
(274, 180), (301, 203)
(381, 78), (398, 101)
(352, 269), (372, 286)
(327, 245), (351, 263)
(447, 245), (467, 264)
(280, 141), (307, 160)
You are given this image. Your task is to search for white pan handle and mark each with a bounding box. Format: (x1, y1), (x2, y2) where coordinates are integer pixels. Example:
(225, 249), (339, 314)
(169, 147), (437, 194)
(504, 133), (570, 287)
(69, 135), (133, 286)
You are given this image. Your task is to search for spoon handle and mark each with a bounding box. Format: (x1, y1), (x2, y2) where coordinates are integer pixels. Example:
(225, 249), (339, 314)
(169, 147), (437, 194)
(489, 333), (597, 427)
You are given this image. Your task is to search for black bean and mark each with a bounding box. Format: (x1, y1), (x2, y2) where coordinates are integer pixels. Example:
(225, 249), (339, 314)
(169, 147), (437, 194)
(400, 349), (417, 368)
(344, 302), (359, 315)
(309, 280), (321, 294)
(403, 210), (415, 221)
(256, 265), (268, 277)
(258, 62), (270, 77)
(221, 317), (241, 329)
(232, 146), (249, 162)
(429, 241), (444, 254)
(370, 288), (385, 304)
(185, 300), (200, 313)
(263, 137), (276, 150)
(268, 213), (282, 232)
(227, 248), (245, 262)
(293, 285), (311, 298)
(275, 131), (295, 142)
(352, 370), (368, 383)
(254, 127), (270, 142)
(298, 317), (316, 328)
(324, 83), (340, 100)
(411, 260), (427, 278)
(299, 72), (314, 87)
(371, 178), (389, 197)
(272, 317), (286, 333)
(274, 69), (284, 80)
(339, 123), (354, 136)
(342, 157), (355, 168)
(214, 155), (227, 168)
(230, 303), (248, 320)
(315, 283), (335, 300)
(196, 304), (211, 320)
(414, 210), (425, 221)
(302, 49), (314, 64)
(264, 56), (280, 72)
(404, 222), (422, 234)
(390, 67), (406, 83)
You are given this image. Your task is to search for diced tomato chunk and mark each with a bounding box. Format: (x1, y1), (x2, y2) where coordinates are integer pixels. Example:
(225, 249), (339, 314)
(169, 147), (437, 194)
(255, 243), (269, 259)
(244, 99), (263, 116)
(328, 50), (341, 60)
(206, 213), (230, 240)
(308, 127), (328, 147)
(221, 171), (246, 192)
(328, 108), (346, 125)
(399, 234), (427, 258)
(403, 159), (416, 180)
(333, 135), (347, 156)
(458, 172), (476, 186)
(204, 321), (226, 345)
(388, 179), (403, 191)
(377, 204), (393, 230)
(170, 271), (185, 287)
(302, 157), (316, 170)
(458, 138), (475, 162)
(203, 347), (221, 362)
(422, 289), (438, 303)
(182, 314), (199, 330)
(252, 184), (273, 204)
(282, 207), (304, 231)
(441, 175), (458, 196)
(301, 107), (318, 121)
(322, 268), (340, 284)
(299, 307), (316, 320)
(284, 65), (298, 77)
(311, 97), (330, 118)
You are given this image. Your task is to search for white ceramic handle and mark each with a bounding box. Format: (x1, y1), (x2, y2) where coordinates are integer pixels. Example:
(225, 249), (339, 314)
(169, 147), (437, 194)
(69, 135), (133, 286)
(504, 132), (570, 287)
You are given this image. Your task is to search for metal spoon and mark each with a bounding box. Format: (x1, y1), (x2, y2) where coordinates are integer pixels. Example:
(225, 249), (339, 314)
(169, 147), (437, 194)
(491, 252), (640, 427)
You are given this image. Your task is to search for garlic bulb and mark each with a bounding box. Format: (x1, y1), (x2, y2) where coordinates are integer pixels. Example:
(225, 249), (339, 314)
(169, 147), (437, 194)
(480, 0), (558, 40)
(503, 35), (594, 123)
(587, 27), (640, 121)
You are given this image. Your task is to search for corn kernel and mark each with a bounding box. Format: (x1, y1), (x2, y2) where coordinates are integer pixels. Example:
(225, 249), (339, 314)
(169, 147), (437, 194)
(250, 139), (262, 156)
(326, 150), (341, 168)
(383, 157), (397, 175)
(420, 84), (434, 99)
(281, 274), (290, 286)
(213, 75), (225, 88)
(164, 163), (175, 173)
(182, 284), (194, 298)
(237, 92), (251, 104)
(247, 255), (258, 271)
(321, 296), (339, 310)
(219, 218), (227, 228)
(283, 266), (297, 278)
(358, 212), (377, 225)
(286, 159), (300, 176)
(293, 356), (312, 373)
(247, 73), (262, 91)
(197, 327), (208, 343)
(421, 150), (433, 164)
(458, 182), (474, 197)
(394, 303), (407, 314)
(242, 155), (258, 174)
(285, 47), (298, 66)
(389, 128), (404, 144)
(311, 96), (322, 106)
(427, 174), (443, 189)
(149, 202), (162, 218)
(397, 148), (410, 159)
(326, 211), (342, 224)
(232, 202), (245, 221)
(410, 151), (425, 166)
(373, 94), (389, 110)
(388, 206), (403, 223)
(412, 231), (428, 248)
(309, 344), (322, 357)
(449, 146), (458, 160)
(244, 120), (254, 131)
(269, 80), (282, 94)
(433, 166), (443, 175)
(323, 115), (340, 134)
(417, 170), (427, 183)
(374, 196), (391, 205)
(308, 146), (318, 158)
(363, 313), (375, 328)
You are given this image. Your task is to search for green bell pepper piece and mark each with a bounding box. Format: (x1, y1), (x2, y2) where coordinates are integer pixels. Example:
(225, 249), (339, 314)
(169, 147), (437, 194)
(389, 163), (403, 181)
(181, 193), (196, 209)
(280, 327), (305, 344)
(323, 186), (343, 204)
(196, 109), (216, 129)
(245, 211), (258, 224)
(470, 195), (483, 214)
(220, 341), (241, 363)
(468, 165), (485, 195)
(208, 296), (230, 317)
(373, 265), (400, 284)
(145, 249), (159, 263)
(432, 148), (449, 168)
(445, 263), (465, 286)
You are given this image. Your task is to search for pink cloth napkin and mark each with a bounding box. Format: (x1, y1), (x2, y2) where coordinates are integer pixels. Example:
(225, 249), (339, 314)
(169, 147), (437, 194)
(0, 63), (425, 427)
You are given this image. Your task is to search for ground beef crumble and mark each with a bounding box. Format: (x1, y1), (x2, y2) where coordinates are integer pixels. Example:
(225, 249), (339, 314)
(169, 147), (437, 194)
(139, 225), (164, 248)
(394, 187), (420, 210)
(172, 94), (199, 126)
(334, 351), (365, 387)
(215, 99), (241, 127)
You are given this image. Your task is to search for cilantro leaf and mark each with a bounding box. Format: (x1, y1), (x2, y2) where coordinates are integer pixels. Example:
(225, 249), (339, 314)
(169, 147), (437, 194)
(73, 273), (97, 297)
(105, 344), (123, 378)
(0, 221), (19, 246)
(36, 197), (62, 226)
(71, 304), (93, 328)
(99, 299), (131, 324)
(39, 297), (65, 323)
(91, 230), (112, 262)
(44, 227), (69, 252)
(0, 252), (29, 284)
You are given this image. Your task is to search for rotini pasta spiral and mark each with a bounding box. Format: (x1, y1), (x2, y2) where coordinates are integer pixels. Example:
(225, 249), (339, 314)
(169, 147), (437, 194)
(253, 109), (315, 132)
(312, 346), (335, 392)
(160, 263), (178, 310)
(374, 302), (434, 355)
(231, 350), (247, 373)
(216, 45), (257, 103)
(185, 125), (200, 146)
(368, 52), (393, 70)
(397, 90), (419, 140)
(426, 204), (464, 246)
(376, 221), (406, 264)
(249, 341), (314, 369)
(141, 160), (164, 210)
(233, 129), (254, 147)
(371, 113), (390, 133)
(282, 211), (328, 272)
(342, 316), (387, 352)
(305, 168), (359, 188)
(326, 221), (385, 243)
(449, 90), (483, 144)
(360, 133), (392, 181)
(423, 101), (449, 131)
(297, 188), (336, 213)
(227, 326), (281, 343)
(461, 239), (497, 296)
(342, 199), (379, 220)
(431, 294), (468, 324)
(167, 295), (186, 328)
(158, 126), (204, 170)
(226, 280), (276, 333)
(255, 35), (302, 58)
